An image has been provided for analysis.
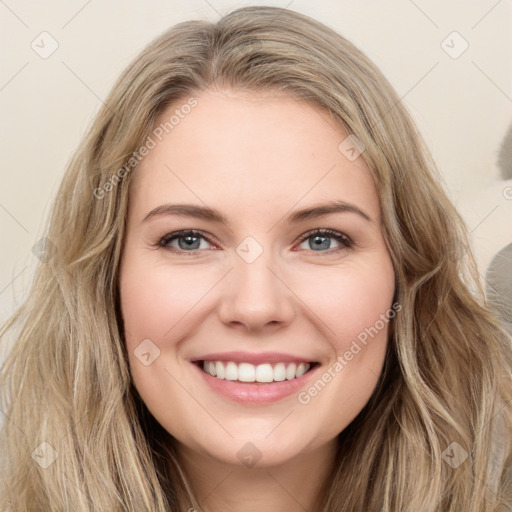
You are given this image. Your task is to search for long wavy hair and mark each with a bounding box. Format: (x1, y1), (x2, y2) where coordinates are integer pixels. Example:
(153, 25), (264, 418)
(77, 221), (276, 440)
(1, 6), (511, 511)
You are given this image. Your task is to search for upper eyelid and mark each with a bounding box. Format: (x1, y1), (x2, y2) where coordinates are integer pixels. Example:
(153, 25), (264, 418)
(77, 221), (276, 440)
(298, 228), (351, 241)
(160, 229), (216, 245)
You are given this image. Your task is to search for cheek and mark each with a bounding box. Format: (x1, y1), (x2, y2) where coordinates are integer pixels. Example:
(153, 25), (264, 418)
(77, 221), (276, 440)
(292, 263), (395, 433)
(297, 260), (396, 351)
(120, 259), (214, 344)
(119, 257), (205, 426)
(119, 258), (218, 414)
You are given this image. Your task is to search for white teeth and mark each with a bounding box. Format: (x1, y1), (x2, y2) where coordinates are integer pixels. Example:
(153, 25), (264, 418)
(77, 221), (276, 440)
(255, 363), (273, 382)
(273, 362), (286, 381)
(201, 361), (311, 382)
(239, 362), (256, 382)
(225, 361), (238, 380)
(203, 361), (217, 376)
(215, 361), (225, 379)
(296, 362), (308, 378)
(285, 363), (296, 380)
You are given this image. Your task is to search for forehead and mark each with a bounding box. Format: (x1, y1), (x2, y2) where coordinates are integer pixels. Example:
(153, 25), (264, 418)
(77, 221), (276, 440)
(128, 88), (380, 224)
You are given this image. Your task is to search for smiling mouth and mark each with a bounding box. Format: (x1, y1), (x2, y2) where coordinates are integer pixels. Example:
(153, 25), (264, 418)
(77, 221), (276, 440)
(195, 360), (319, 383)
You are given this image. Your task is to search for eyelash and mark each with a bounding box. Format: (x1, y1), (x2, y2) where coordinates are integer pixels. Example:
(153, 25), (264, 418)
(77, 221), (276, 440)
(156, 228), (353, 256)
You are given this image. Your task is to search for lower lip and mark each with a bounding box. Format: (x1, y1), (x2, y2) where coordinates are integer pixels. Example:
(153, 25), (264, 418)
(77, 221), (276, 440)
(192, 362), (319, 404)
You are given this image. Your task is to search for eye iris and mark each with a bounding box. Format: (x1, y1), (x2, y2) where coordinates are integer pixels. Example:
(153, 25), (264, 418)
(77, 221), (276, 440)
(310, 235), (330, 250)
(179, 235), (200, 250)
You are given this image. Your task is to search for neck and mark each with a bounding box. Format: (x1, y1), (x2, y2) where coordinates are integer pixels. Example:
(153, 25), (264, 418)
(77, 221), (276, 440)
(172, 439), (338, 512)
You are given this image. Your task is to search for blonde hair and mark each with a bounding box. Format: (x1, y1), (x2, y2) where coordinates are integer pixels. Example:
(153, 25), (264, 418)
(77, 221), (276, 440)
(1, 6), (511, 511)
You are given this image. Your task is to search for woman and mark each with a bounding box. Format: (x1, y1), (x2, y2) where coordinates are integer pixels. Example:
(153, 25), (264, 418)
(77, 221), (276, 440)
(1, 6), (511, 511)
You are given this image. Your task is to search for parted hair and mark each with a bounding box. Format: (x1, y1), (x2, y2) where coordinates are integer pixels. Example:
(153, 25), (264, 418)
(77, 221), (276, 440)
(1, 6), (511, 511)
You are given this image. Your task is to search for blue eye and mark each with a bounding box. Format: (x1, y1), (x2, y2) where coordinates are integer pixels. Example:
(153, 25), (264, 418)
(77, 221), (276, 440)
(157, 229), (352, 255)
(296, 229), (352, 253)
(158, 230), (213, 253)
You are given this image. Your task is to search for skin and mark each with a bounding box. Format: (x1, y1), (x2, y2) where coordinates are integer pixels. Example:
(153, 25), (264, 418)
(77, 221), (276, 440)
(119, 87), (396, 512)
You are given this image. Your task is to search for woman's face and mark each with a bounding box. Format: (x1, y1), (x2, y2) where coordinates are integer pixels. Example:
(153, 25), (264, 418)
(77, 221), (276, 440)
(119, 88), (396, 468)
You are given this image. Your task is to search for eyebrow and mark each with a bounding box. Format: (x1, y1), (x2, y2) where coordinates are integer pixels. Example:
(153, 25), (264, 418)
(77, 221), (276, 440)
(143, 201), (373, 225)
(142, 200), (373, 225)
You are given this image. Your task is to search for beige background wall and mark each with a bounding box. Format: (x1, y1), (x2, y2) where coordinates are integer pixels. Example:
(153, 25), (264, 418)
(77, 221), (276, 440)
(1, 0), (511, 322)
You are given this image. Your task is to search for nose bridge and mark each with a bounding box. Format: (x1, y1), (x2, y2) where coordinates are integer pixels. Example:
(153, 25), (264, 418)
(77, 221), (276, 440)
(217, 236), (295, 330)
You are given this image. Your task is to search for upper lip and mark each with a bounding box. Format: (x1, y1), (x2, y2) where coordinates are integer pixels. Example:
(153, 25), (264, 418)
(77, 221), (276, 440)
(190, 351), (316, 365)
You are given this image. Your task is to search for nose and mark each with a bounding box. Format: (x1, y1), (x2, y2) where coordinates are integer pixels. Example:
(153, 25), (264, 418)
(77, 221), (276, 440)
(217, 249), (296, 333)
